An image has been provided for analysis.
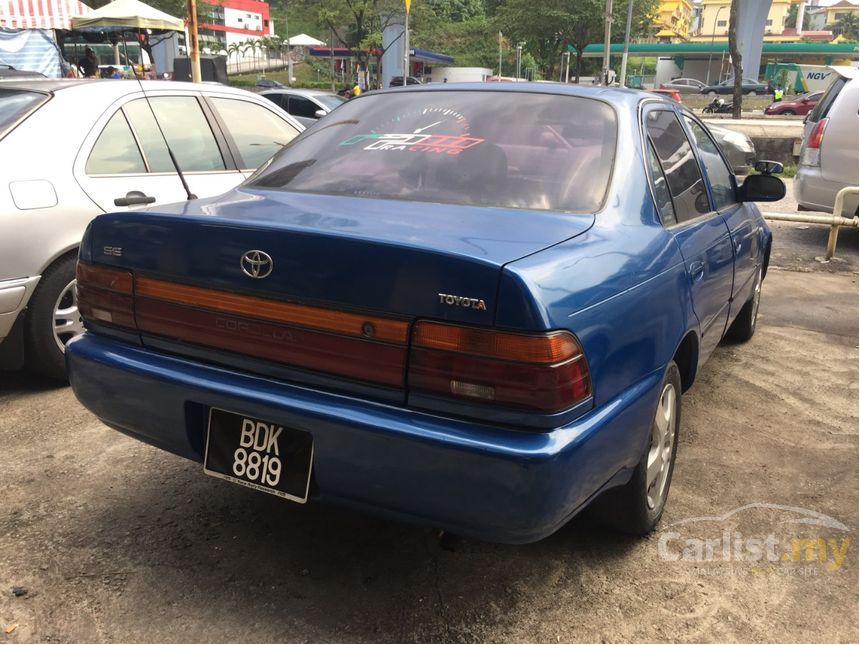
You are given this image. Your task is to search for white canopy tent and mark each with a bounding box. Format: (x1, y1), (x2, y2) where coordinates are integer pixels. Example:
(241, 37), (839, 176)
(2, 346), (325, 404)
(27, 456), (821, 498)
(71, 0), (183, 32)
(286, 33), (325, 47)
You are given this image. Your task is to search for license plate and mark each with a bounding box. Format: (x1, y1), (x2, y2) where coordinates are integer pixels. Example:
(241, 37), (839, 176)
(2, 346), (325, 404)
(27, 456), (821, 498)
(203, 408), (313, 503)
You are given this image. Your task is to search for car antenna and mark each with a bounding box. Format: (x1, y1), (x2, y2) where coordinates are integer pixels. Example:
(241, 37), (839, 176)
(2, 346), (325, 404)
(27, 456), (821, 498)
(130, 49), (196, 201)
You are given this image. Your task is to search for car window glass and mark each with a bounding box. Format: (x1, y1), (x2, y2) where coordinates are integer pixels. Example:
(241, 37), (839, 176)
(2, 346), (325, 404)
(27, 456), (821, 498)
(314, 94), (346, 110)
(646, 140), (677, 226)
(86, 110), (146, 175)
(211, 97), (299, 169)
(125, 96), (225, 172)
(248, 91), (618, 213)
(645, 110), (710, 220)
(0, 89), (48, 139)
(808, 77), (846, 122)
(684, 117), (736, 210)
(288, 96), (319, 119)
(262, 93), (287, 110)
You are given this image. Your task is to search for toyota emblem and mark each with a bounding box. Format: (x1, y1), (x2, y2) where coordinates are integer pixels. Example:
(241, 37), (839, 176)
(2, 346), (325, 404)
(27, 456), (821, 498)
(240, 250), (273, 279)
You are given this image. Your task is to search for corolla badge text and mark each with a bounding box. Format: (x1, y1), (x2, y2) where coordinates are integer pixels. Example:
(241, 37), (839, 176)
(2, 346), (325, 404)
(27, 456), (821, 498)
(438, 292), (487, 311)
(241, 250), (273, 279)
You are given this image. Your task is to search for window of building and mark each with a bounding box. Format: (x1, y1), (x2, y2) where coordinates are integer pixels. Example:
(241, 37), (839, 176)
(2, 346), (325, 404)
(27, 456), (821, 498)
(766, 18), (773, 26)
(716, 19), (727, 27)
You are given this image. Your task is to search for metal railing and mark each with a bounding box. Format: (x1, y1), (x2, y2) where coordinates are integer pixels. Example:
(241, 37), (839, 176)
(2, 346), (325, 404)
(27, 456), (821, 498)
(763, 186), (859, 262)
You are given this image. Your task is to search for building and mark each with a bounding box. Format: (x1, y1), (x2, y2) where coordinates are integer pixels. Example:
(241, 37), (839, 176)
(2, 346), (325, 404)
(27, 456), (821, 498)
(653, 0), (694, 42)
(807, 0), (859, 31)
(198, 0), (274, 53)
(694, 0), (798, 40)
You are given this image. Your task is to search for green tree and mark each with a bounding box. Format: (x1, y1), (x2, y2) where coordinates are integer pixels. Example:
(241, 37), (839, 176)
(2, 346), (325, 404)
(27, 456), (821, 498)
(495, 0), (658, 82)
(785, 3), (811, 31)
(828, 12), (859, 40)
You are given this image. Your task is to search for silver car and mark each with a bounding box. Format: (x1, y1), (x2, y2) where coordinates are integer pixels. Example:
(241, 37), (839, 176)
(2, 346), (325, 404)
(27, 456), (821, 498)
(260, 88), (347, 128)
(659, 77), (706, 94)
(707, 123), (757, 175)
(0, 80), (303, 379)
(795, 67), (859, 216)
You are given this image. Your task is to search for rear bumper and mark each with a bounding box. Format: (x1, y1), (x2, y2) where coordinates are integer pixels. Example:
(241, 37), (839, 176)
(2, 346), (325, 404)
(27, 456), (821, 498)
(794, 167), (859, 216)
(67, 333), (663, 543)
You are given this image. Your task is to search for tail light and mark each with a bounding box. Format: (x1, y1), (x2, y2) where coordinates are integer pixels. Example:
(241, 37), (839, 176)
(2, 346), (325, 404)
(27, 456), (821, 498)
(408, 321), (591, 413)
(801, 117), (828, 167)
(76, 262), (135, 329)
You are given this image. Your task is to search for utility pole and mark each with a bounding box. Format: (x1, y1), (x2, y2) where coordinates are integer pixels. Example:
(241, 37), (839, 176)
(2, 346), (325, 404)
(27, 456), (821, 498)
(403, 0), (411, 85)
(186, 0), (201, 82)
(619, 0), (633, 87)
(498, 31), (503, 77)
(285, 0), (292, 83)
(516, 42), (524, 81)
(329, 27), (335, 92)
(601, 0), (613, 85)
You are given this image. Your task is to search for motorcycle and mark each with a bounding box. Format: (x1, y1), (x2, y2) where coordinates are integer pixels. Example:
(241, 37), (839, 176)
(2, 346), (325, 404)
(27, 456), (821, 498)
(703, 98), (734, 114)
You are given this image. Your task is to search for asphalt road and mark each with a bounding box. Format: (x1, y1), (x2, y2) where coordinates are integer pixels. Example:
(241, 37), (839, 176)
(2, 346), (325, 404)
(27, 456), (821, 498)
(0, 230), (857, 642)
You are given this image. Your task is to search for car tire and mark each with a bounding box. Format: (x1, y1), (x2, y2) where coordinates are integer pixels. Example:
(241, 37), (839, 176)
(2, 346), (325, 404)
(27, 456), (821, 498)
(781, 109), (796, 115)
(708, 91), (717, 96)
(589, 361), (682, 536)
(746, 90), (757, 97)
(726, 265), (763, 342)
(25, 254), (82, 381)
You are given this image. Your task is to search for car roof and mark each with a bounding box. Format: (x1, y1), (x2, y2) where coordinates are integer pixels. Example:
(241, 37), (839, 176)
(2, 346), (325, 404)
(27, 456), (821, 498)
(356, 81), (664, 110)
(0, 79), (263, 99)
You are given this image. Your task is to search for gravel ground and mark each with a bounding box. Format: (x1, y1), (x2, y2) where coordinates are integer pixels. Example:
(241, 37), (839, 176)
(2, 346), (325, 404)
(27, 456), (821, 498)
(0, 224), (857, 643)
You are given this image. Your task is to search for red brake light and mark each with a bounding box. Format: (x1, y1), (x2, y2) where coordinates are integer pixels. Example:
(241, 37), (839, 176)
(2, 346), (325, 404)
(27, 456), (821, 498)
(808, 117), (829, 149)
(76, 262), (136, 329)
(408, 322), (591, 413)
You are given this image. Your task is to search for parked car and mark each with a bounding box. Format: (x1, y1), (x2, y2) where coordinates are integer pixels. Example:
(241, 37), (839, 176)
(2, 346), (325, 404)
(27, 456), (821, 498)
(649, 88), (682, 103)
(67, 83), (782, 543)
(0, 80), (303, 379)
(763, 91), (822, 116)
(795, 67), (859, 216)
(260, 88), (347, 127)
(707, 123), (757, 175)
(388, 75), (422, 87)
(255, 78), (285, 89)
(659, 77), (706, 94)
(701, 78), (772, 96)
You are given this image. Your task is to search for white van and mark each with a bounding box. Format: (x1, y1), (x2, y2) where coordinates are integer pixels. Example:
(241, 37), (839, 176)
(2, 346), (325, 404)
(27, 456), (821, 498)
(794, 66), (859, 217)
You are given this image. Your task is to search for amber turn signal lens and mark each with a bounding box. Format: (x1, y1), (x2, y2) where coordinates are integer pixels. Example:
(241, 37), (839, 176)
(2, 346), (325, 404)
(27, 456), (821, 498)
(412, 321), (583, 365)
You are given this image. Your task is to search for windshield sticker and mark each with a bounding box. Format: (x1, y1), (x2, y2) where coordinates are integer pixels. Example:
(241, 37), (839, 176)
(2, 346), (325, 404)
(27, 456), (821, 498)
(340, 133), (484, 155)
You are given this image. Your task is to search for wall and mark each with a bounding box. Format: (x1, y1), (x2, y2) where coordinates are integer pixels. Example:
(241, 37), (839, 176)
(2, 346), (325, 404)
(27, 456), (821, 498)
(429, 67), (491, 83)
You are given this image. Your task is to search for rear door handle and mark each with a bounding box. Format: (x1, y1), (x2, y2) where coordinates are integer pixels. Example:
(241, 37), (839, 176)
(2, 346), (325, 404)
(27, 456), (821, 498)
(114, 191), (156, 207)
(689, 260), (705, 283)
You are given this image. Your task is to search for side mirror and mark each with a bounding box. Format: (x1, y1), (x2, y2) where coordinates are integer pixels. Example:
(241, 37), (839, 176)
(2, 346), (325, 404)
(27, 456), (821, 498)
(740, 174), (786, 202)
(754, 160), (783, 175)
(314, 109), (326, 118)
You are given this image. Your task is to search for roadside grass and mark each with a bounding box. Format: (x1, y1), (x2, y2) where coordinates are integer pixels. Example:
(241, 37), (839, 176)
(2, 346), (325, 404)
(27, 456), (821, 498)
(228, 62), (339, 90)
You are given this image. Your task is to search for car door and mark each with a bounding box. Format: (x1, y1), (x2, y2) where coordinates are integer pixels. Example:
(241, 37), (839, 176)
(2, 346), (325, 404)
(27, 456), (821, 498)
(205, 95), (302, 176)
(75, 93), (242, 211)
(682, 114), (763, 316)
(644, 107), (735, 362)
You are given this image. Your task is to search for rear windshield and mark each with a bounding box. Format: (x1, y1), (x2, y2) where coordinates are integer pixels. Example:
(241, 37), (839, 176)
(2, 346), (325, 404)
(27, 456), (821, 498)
(248, 90), (617, 213)
(0, 89), (48, 140)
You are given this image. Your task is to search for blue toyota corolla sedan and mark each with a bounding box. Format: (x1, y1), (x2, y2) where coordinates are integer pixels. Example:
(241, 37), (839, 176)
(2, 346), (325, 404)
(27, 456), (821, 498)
(66, 83), (784, 543)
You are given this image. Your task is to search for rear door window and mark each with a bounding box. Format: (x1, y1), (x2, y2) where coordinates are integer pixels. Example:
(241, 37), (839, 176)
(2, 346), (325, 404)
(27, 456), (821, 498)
(645, 110), (710, 221)
(85, 110), (146, 175)
(210, 97), (300, 170)
(137, 96), (225, 172)
(248, 91), (618, 213)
